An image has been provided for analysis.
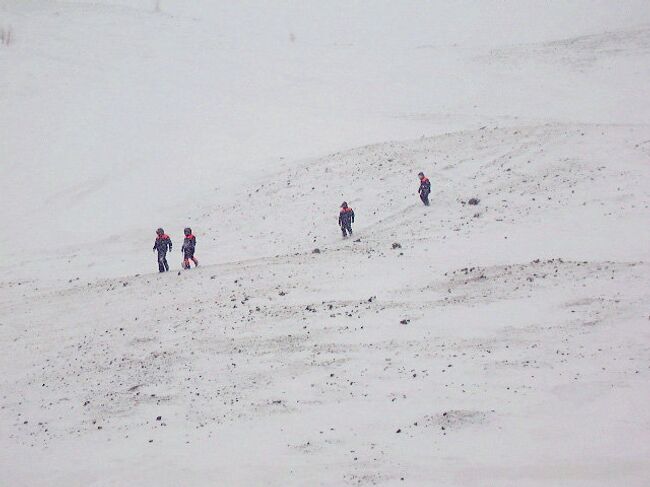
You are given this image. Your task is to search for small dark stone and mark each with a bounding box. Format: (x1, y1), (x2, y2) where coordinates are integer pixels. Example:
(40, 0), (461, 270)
(396, 428), (401, 433)
(400, 319), (410, 325)
(468, 198), (480, 205)
(392, 242), (402, 249)
(312, 248), (321, 254)
(156, 416), (162, 421)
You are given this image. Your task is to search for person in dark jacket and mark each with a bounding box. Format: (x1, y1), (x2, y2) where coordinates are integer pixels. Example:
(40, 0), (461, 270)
(181, 227), (199, 269)
(338, 201), (355, 237)
(153, 227), (172, 272)
(418, 172), (431, 206)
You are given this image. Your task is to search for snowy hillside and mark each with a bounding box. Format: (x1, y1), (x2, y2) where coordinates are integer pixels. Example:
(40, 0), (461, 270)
(2, 0), (650, 279)
(1, 1), (650, 486)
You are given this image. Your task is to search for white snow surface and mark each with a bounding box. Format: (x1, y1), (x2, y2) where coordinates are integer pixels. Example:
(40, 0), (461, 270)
(1, 1), (650, 486)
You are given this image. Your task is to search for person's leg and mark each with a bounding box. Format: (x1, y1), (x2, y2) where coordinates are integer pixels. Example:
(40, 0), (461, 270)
(191, 255), (199, 267)
(341, 226), (347, 237)
(160, 251), (170, 272)
(184, 250), (195, 269)
(346, 222), (353, 235)
(424, 192), (430, 206)
(157, 252), (166, 272)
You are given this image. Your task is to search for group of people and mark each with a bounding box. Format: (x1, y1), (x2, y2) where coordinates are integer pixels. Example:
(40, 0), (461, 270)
(153, 172), (431, 271)
(153, 227), (198, 273)
(337, 171), (431, 237)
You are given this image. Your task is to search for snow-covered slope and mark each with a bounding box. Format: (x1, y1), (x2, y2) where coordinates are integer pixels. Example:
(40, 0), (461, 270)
(1, 1), (650, 486)
(1, 0), (650, 279)
(2, 123), (649, 486)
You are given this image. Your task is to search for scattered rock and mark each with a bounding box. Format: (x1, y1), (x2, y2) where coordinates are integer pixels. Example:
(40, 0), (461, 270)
(468, 198), (480, 205)
(400, 319), (410, 325)
(312, 248), (321, 254)
(392, 242), (402, 249)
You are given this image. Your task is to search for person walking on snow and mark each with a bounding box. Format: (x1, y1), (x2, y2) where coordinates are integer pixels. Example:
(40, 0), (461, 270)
(153, 228), (172, 273)
(418, 172), (431, 206)
(339, 201), (355, 238)
(181, 227), (199, 269)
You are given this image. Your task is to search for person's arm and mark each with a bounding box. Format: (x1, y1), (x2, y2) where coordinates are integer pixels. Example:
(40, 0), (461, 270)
(338, 213), (342, 226)
(168, 237), (173, 252)
(153, 240), (157, 251)
(351, 210), (355, 223)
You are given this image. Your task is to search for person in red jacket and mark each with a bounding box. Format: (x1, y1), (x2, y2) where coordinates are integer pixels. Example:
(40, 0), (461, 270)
(181, 227), (199, 269)
(338, 201), (355, 238)
(153, 227), (172, 272)
(418, 172), (431, 206)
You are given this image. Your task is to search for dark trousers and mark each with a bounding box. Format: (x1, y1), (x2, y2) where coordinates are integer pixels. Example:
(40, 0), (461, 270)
(183, 250), (198, 269)
(157, 251), (169, 272)
(341, 221), (353, 236)
(420, 191), (430, 206)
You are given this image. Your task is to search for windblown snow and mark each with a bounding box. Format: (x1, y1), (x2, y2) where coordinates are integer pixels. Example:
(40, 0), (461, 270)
(1, 1), (649, 486)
